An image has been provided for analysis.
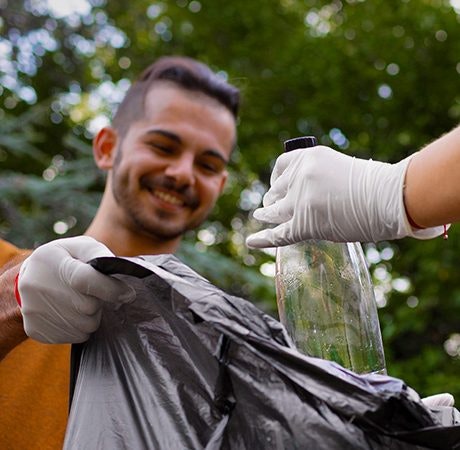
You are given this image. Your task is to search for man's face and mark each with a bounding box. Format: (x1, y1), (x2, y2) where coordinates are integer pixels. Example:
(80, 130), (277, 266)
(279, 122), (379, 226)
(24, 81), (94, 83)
(110, 84), (236, 242)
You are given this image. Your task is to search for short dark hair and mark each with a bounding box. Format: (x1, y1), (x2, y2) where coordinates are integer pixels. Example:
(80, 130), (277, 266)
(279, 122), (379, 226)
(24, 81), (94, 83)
(112, 56), (240, 137)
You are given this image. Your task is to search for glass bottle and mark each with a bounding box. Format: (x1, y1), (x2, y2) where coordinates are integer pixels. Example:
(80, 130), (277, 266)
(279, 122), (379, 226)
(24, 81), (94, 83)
(275, 136), (386, 375)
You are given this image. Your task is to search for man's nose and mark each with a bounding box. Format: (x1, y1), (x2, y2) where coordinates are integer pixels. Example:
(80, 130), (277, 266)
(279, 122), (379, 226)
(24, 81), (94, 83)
(164, 155), (195, 188)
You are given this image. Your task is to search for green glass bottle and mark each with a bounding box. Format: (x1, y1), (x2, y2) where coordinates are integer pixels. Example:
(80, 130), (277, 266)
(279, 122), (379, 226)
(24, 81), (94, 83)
(275, 136), (386, 374)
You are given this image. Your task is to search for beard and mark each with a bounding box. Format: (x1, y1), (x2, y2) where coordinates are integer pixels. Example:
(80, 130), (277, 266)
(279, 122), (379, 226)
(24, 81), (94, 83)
(111, 166), (208, 242)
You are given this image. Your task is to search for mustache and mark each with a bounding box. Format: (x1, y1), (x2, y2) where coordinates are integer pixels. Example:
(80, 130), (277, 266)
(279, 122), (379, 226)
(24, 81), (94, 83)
(139, 175), (199, 208)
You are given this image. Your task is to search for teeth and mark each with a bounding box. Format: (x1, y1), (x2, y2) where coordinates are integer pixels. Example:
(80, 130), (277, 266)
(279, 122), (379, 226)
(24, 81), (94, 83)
(153, 190), (184, 206)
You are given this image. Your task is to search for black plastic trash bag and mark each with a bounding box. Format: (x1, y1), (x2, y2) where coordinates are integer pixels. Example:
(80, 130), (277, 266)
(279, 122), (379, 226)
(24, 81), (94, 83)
(65, 255), (460, 449)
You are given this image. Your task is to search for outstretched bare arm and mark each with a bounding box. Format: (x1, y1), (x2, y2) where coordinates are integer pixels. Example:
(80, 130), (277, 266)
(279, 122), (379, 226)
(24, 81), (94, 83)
(404, 125), (460, 228)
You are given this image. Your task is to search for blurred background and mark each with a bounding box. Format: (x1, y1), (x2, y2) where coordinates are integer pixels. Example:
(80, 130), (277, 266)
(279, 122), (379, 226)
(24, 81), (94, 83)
(1, 0), (459, 398)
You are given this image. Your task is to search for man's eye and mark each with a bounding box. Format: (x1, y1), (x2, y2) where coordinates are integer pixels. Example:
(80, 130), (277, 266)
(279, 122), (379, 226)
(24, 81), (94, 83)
(199, 161), (222, 174)
(201, 163), (217, 172)
(148, 143), (173, 154)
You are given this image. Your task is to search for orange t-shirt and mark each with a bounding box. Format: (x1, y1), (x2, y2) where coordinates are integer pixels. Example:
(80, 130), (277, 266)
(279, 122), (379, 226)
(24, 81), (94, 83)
(0, 239), (70, 450)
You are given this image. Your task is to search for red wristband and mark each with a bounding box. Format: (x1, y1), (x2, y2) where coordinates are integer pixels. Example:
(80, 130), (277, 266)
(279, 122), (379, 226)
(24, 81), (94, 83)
(14, 273), (22, 307)
(406, 207), (449, 240)
(443, 224), (449, 240)
(405, 208), (425, 230)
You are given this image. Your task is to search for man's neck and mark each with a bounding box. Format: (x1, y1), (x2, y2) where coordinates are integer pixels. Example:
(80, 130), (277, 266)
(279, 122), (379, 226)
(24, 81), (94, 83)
(85, 222), (181, 257)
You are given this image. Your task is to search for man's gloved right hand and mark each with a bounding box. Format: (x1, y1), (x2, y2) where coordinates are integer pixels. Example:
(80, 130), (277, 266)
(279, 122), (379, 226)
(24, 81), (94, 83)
(246, 146), (445, 248)
(18, 236), (135, 344)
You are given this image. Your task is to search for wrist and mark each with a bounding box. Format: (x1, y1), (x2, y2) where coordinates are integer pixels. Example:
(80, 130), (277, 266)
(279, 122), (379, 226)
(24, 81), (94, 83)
(0, 265), (27, 360)
(401, 156), (447, 240)
(403, 200), (426, 230)
(403, 154), (426, 230)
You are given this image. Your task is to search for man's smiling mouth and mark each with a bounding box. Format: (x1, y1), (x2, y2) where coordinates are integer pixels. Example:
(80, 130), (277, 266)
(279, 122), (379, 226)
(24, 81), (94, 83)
(140, 176), (199, 209)
(151, 188), (185, 206)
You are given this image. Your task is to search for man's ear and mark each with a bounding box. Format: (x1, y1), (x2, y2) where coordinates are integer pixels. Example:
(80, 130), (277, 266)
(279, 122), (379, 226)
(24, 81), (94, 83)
(93, 127), (118, 170)
(218, 170), (228, 194)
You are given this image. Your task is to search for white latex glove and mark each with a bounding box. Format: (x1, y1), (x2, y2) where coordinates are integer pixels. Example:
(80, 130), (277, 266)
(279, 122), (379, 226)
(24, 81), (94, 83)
(246, 146), (445, 247)
(408, 387), (455, 409)
(422, 393), (455, 408)
(18, 236), (135, 344)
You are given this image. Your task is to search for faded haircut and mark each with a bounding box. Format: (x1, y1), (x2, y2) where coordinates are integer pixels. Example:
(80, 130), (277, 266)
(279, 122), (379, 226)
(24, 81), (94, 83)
(112, 56), (240, 137)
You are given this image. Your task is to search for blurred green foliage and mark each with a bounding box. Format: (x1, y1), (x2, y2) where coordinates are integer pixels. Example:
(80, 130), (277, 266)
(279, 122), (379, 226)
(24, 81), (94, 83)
(1, 0), (459, 398)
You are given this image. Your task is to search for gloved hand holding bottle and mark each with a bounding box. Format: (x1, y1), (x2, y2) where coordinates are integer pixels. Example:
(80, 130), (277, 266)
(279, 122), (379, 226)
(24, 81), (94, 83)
(247, 125), (460, 247)
(16, 236), (136, 344)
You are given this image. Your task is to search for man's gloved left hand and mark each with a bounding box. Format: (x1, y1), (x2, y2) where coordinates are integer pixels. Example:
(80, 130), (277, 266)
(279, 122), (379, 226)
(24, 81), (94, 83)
(18, 236), (135, 344)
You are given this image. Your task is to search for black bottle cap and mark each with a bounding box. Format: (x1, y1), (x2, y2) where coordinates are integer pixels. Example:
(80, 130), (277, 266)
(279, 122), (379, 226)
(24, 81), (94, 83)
(284, 136), (318, 152)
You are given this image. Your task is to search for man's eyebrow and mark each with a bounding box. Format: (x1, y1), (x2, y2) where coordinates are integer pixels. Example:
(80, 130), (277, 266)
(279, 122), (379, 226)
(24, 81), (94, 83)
(202, 149), (229, 165)
(146, 129), (182, 144)
(146, 128), (229, 165)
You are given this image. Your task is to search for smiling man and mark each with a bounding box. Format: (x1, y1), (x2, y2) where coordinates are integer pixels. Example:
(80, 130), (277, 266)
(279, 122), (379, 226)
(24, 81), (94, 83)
(86, 65), (237, 256)
(0, 56), (239, 449)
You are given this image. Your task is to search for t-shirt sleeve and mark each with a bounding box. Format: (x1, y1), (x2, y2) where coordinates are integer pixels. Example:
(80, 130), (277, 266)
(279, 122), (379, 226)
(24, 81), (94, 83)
(0, 239), (23, 268)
